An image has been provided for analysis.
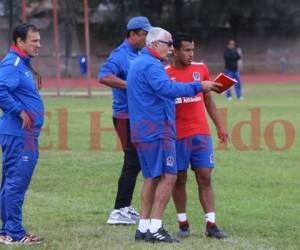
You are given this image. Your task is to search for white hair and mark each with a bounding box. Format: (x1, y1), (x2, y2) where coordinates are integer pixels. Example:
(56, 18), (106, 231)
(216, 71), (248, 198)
(145, 27), (171, 47)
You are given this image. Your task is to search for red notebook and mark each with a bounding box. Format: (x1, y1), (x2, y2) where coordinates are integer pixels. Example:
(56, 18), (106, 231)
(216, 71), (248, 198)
(213, 73), (237, 94)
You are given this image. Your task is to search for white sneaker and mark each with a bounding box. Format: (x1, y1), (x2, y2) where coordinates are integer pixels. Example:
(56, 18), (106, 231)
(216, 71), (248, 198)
(239, 96), (244, 100)
(227, 97), (233, 101)
(106, 209), (136, 225)
(125, 206), (140, 222)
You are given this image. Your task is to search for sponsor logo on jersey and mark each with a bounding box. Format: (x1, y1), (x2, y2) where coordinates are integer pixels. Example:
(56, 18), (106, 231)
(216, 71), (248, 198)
(210, 154), (215, 164)
(25, 71), (30, 77)
(175, 96), (201, 104)
(193, 72), (201, 81)
(175, 97), (182, 104)
(170, 77), (176, 81)
(166, 156), (174, 167)
(182, 96), (201, 103)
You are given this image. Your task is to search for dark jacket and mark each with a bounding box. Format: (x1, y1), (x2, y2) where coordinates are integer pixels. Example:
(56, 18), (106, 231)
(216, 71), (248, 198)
(224, 48), (241, 71)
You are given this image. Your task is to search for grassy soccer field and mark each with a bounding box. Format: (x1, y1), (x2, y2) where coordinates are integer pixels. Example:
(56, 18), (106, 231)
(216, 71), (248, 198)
(0, 83), (299, 249)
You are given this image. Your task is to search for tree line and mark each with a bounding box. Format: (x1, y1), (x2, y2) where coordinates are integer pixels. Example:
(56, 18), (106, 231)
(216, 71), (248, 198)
(2, 0), (300, 40)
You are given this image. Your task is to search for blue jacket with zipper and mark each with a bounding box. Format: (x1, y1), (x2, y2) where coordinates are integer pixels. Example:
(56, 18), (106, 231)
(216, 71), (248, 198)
(0, 46), (44, 138)
(127, 48), (204, 143)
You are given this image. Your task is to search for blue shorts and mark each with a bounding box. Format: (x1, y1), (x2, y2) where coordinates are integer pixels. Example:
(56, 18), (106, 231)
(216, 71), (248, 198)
(135, 139), (177, 179)
(176, 134), (214, 171)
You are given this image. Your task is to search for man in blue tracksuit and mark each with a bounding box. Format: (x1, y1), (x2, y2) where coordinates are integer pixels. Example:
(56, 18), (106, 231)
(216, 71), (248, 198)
(127, 27), (221, 243)
(224, 39), (243, 100)
(98, 16), (152, 224)
(0, 23), (44, 245)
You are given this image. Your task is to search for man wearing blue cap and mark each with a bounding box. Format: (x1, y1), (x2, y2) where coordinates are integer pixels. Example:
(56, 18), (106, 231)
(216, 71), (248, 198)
(98, 16), (152, 225)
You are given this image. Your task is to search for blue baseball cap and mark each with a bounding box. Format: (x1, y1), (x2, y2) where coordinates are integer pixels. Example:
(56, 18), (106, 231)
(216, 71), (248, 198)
(127, 16), (152, 32)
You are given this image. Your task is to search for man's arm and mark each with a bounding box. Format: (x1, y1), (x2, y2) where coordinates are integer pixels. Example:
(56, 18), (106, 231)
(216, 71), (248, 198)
(99, 75), (127, 89)
(204, 92), (229, 144)
(0, 85), (33, 128)
(98, 51), (127, 89)
(0, 65), (22, 115)
(0, 65), (33, 128)
(0, 85), (23, 115)
(147, 64), (222, 98)
(235, 50), (241, 60)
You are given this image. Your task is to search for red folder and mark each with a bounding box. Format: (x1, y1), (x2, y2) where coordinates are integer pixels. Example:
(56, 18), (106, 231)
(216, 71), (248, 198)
(213, 73), (237, 94)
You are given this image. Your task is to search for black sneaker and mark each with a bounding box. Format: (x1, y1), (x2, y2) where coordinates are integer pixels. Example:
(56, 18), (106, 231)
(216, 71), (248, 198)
(205, 223), (228, 239)
(177, 221), (190, 237)
(144, 227), (179, 243)
(135, 229), (146, 241)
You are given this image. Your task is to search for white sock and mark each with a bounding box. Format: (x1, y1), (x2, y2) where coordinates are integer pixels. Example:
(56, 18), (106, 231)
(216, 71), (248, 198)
(149, 219), (162, 233)
(205, 212), (215, 223)
(177, 213), (187, 222)
(138, 219), (150, 233)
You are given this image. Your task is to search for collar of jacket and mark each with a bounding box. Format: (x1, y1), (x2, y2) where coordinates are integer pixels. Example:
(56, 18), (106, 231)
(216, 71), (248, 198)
(10, 44), (31, 64)
(145, 47), (162, 60)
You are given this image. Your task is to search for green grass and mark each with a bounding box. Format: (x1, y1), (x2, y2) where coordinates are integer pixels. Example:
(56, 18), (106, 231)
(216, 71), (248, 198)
(1, 83), (300, 249)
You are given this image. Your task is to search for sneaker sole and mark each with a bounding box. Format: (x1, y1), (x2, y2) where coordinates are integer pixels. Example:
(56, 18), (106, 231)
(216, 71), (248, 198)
(3, 240), (21, 246)
(205, 232), (228, 239)
(145, 239), (179, 243)
(4, 241), (43, 246)
(107, 219), (136, 225)
(2, 241), (42, 246)
(134, 237), (145, 241)
(144, 237), (179, 243)
(177, 232), (190, 238)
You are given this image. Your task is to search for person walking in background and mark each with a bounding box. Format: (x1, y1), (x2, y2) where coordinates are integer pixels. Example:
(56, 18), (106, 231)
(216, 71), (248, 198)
(98, 16), (152, 225)
(127, 27), (222, 243)
(0, 23), (44, 245)
(224, 39), (244, 100)
(166, 33), (229, 239)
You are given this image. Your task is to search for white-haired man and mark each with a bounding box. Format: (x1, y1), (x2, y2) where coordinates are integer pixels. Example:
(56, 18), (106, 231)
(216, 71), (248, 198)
(127, 27), (222, 243)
